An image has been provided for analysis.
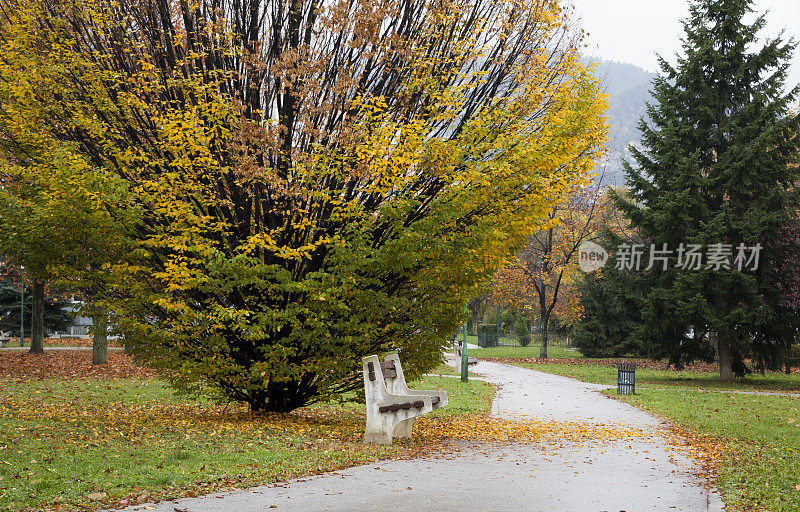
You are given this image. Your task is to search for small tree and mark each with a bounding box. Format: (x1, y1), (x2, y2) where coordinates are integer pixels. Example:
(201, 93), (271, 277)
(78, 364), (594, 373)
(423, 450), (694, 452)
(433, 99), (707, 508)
(765, 210), (800, 373)
(0, 197), (63, 353)
(0, 268), (71, 337)
(0, 133), (132, 361)
(492, 183), (608, 358)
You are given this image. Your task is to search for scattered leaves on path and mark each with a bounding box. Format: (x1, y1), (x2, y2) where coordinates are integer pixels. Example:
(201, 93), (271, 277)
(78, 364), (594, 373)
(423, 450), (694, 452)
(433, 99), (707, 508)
(412, 415), (652, 449)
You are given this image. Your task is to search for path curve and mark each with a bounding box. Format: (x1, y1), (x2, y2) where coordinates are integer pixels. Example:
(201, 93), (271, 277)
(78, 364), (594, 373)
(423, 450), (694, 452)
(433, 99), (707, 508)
(110, 360), (724, 512)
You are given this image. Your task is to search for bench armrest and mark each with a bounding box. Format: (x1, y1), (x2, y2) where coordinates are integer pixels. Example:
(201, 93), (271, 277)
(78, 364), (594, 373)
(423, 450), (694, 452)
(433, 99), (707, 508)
(382, 354), (448, 408)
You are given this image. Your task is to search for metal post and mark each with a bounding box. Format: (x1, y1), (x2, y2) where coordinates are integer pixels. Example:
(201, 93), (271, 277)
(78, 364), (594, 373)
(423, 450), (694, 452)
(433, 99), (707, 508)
(461, 322), (469, 382)
(496, 306), (500, 346)
(19, 284), (24, 347)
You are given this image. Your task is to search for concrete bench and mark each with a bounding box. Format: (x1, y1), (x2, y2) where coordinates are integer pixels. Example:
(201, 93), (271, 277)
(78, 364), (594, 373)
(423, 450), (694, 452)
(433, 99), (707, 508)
(362, 353), (448, 445)
(453, 340), (479, 365)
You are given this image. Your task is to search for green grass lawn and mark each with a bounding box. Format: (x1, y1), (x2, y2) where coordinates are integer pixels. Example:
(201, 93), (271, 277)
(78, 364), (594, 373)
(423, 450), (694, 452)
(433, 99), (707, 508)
(513, 362), (800, 392)
(616, 389), (800, 512)
(430, 363), (460, 376)
(468, 344), (583, 359)
(0, 375), (493, 511)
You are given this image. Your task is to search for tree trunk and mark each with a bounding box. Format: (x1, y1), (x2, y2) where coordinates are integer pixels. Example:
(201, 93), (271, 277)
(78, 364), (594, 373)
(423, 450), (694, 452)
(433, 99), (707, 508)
(261, 381), (311, 412)
(717, 332), (734, 381)
(539, 314), (549, 359)
(18, 285), (24, 347)
(92, 311), (108, 365)
(29, 280), (45, 354)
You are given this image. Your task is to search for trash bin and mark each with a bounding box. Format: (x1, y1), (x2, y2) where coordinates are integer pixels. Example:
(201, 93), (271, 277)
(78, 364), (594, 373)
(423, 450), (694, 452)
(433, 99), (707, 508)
(616, 363), (636, 395)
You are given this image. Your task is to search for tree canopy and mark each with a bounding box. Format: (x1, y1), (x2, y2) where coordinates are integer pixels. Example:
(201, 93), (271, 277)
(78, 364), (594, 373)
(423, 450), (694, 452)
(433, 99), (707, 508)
(0, 0), (606, 410)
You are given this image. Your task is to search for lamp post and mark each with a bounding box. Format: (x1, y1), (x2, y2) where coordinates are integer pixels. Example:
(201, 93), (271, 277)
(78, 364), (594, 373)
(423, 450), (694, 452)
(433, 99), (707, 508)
(496, 306), (500, 346)
(19, 266), (24, 347)
(460, 321), (468, 383)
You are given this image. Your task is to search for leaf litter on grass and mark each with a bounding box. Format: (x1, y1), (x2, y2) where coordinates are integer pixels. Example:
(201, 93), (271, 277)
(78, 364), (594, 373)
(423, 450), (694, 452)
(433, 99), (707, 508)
(660, 423), (726, 489)
(0, 351), (156, 380)
(0, 350), (724, 511)
(0, 385), (663, 511)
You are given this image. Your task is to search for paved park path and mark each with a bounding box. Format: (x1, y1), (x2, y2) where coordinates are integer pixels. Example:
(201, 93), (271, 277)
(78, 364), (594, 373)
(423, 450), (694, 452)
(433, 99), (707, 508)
(115, 360), (724, 512)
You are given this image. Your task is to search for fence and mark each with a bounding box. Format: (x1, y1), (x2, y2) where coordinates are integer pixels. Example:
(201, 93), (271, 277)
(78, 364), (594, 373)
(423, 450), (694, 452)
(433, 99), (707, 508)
(496, 330), (571, 348)
(461, 328), (571, 348)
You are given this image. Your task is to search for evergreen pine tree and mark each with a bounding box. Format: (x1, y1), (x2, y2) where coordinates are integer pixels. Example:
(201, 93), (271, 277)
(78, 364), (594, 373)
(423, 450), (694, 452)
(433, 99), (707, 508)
(0, 275), (71, 338)
(615, 0), (800, 379)
(573, 261), (645, 358)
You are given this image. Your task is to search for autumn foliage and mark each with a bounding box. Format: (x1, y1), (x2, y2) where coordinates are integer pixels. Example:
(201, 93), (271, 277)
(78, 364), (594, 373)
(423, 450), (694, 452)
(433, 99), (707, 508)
(0, 0), (606, 410)
(491, 185), (608, 356)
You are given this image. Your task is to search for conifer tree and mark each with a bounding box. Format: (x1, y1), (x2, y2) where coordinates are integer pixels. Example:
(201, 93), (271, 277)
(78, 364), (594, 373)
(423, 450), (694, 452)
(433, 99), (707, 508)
(0, 272), (71, 338)
(616, 0), (800, 379)
(573, 256), (644, 358)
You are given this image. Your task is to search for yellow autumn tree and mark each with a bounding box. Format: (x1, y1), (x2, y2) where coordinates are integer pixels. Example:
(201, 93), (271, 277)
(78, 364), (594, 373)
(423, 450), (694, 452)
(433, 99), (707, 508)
(0, 0), (607, 410)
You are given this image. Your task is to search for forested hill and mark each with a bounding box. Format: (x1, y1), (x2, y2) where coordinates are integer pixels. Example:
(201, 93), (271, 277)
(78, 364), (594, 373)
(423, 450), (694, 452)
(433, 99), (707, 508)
(587, 59), (658, 186)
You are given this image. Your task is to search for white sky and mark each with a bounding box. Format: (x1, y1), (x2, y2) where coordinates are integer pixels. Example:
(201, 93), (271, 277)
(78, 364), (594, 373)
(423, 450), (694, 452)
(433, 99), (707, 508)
(569, 0), (800, 90)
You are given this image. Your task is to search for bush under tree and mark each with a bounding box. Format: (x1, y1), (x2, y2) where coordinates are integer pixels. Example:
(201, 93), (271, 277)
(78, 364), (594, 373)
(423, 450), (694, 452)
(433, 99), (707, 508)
(477, 324), (499, 348)
(514, 317), (531, 347)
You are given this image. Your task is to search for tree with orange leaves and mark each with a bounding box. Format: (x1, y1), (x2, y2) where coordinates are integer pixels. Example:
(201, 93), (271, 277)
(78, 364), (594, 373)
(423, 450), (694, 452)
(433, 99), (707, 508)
(492, 183), (610, 358)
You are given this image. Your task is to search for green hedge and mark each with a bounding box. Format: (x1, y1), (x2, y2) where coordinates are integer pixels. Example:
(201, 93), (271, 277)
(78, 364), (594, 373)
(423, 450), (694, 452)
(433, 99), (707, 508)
(477, 324), (498, 347)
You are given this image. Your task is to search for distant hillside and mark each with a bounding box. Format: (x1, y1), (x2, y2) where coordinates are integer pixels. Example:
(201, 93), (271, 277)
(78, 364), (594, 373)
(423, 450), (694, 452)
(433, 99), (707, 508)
(586, 60), (658, 186)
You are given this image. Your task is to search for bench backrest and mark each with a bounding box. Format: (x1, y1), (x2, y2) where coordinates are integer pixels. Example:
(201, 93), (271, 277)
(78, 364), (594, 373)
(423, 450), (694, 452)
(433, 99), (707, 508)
(363, 353), (414, 399)
(366, 360), (397, 381)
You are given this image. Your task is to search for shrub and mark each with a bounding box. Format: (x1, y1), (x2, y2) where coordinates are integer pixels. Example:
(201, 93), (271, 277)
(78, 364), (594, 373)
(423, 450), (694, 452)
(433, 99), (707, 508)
(514, 317), (531, 347)
(477, 324), (499, 348)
